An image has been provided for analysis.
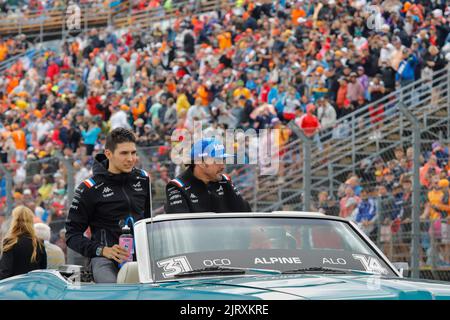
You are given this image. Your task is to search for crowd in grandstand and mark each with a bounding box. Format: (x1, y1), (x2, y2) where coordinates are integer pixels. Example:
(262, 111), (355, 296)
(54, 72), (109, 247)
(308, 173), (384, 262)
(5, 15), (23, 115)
(314, 143), (450, 266)
(0, 0), (196, 16)
(0, 0), (449, 267)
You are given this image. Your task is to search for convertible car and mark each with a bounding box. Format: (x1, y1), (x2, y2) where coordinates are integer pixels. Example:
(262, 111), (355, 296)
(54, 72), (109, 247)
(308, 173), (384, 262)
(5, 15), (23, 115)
(1, 212), (450, 300)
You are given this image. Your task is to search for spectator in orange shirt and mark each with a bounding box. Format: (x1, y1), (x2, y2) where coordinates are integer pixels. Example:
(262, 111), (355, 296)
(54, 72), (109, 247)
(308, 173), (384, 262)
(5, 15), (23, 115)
(420, 155), (442, 188)
(6, 76), (19, 94)
(291, 1), (306, 26)
(336, 77), (348, 110)
(11, 124), (26, 163)
(217, 31), (232, 51)
(196, 84), (210, 106)
(0, 38), (8, 62)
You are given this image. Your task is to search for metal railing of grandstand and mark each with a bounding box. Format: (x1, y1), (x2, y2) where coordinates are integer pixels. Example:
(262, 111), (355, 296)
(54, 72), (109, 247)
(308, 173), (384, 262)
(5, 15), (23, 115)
(246, 66), (450, 212)
(0, 1), (129, 40)
(0, 0), (274, 40)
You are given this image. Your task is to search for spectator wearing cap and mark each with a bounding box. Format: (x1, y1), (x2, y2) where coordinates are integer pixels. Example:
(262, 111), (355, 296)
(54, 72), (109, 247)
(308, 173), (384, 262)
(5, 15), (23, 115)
(354, 188), (378, 238)
(396, 47), (418, 88)
(34, 223), (65, 270)
(346, 72), (364, 105)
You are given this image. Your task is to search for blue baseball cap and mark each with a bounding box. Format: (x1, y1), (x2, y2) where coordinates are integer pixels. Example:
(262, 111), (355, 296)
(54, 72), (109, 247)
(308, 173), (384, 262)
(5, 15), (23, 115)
(190, 138), (234, 162)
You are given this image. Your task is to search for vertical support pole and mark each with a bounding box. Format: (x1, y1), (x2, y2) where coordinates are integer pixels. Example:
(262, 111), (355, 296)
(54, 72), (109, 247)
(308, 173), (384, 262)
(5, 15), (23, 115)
(447, 67), (450, 141)
(376, 197), (381, 248)
(302, 136), (311, 212)
(84, 6), (88, 35)
(288, 120), (311, 211)
(0, 164), (13, 218)
(62, 3), (66, 41)
(253, 165), (258, 212)
(351, 114), (356, 174)
(108, 5), (112, 28)
(399, 102), (421, 279)
(328, 161), (333, 200)
(40, 11), (44, 44)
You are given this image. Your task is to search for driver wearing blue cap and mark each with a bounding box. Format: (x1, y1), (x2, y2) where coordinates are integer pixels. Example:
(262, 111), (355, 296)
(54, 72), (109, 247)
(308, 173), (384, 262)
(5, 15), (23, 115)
(165, 138), (252, 213)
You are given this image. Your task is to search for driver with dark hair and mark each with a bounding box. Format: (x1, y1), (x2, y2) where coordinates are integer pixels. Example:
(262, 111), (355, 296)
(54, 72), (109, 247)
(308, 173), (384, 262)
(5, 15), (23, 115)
(65, 127), (151, 283)
(165, 138), (252, 213)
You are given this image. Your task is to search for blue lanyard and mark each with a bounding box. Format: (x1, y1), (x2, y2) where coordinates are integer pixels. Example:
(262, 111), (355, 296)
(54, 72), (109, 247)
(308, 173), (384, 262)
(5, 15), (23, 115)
(124, 216), (135, 228)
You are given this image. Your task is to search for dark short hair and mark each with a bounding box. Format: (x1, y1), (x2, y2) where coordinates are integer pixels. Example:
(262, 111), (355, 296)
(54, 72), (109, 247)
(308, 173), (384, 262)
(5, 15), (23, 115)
(105, 127), (136, 152)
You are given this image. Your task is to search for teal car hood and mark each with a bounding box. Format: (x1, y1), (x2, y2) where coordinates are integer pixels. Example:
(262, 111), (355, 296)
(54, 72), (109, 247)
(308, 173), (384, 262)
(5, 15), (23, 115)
(151, 274), (450, 300)
(2, 272), (450, 300)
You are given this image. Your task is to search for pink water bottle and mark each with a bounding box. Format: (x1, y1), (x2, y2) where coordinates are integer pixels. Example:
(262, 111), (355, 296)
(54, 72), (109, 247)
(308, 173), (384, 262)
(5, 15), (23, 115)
(119, 225), (134, 266)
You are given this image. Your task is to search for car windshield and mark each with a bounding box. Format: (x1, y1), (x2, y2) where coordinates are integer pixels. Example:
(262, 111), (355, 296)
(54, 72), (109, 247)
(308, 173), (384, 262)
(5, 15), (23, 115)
(147, 217), (396, 281)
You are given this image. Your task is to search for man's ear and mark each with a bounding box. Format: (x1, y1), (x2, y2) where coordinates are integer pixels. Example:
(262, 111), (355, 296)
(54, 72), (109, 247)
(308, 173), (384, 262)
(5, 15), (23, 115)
(104, 149), (112, 159)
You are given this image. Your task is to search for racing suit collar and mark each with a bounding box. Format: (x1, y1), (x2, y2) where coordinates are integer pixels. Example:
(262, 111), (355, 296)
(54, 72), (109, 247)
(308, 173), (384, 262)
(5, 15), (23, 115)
(93, 153), (131, 180)
(184, 166), (219, 186)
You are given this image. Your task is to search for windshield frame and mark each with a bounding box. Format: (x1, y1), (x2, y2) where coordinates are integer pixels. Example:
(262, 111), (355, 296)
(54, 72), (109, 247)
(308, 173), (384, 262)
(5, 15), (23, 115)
(134, 213), (402, 283)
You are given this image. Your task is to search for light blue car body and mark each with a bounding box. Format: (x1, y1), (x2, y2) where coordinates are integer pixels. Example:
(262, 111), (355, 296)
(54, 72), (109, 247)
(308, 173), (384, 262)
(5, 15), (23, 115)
(1, 212), (449, 300)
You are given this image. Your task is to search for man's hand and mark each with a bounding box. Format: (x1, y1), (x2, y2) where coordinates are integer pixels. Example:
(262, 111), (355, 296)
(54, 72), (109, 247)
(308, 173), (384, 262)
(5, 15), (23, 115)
(102, 245), (130, 263)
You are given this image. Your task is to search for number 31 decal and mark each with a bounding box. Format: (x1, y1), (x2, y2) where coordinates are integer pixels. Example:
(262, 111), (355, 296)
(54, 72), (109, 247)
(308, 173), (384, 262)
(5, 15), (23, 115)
(157, 256), (192, 278)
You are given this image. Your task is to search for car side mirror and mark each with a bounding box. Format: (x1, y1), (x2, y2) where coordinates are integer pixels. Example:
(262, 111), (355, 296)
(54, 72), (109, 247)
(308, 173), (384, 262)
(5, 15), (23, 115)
(392, 262), (409, 278)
